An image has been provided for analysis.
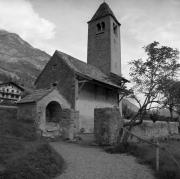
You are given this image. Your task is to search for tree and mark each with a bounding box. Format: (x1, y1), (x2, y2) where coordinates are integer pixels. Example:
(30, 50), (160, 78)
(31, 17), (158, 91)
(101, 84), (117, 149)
(122, 41), (180, 142)
(160, 80), (180, 130)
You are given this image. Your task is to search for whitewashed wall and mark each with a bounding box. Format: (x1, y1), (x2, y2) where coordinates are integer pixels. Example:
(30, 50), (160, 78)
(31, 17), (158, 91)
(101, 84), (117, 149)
(77, 83), (119, 133)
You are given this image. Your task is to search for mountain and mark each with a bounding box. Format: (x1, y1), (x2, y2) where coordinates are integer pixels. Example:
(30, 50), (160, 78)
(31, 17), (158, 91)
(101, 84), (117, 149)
(122, 98), (139, 112)
(0, 30), (50, 87)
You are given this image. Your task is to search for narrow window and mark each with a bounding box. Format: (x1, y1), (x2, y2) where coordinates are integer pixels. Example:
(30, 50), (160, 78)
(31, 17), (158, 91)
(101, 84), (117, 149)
(97, 23), (101, 32)
(113, 23), (118, 35)
(101, 22), (105, 30)
(52, 64), (57, 70)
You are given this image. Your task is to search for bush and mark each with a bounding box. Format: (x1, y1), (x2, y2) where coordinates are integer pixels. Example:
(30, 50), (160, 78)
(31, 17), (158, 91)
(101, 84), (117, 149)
(1, 143), (65, 179)
(105, 142), (138, 154)
(0, 137), (24, 164)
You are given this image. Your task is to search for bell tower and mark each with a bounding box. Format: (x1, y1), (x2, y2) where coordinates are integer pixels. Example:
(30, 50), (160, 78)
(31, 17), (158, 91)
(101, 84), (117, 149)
(87, 2), (121, 76)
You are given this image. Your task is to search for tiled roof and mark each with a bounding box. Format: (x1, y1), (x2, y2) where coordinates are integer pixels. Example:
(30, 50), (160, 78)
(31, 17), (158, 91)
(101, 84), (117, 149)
(88, 2), (120, 25)
(18, 88), (53, 104)
(56, 51), (127, 89)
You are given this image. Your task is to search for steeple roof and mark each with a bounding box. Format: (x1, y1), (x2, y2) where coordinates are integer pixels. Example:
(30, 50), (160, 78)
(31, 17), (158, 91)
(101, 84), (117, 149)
(88, 2), (120, 25)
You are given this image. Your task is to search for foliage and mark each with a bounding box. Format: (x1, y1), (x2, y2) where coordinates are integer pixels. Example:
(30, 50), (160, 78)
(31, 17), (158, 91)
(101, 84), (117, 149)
(148, 112), (178, 122)
(0, 137), (24, 164)
(125, 41), (179, 128)
(0, 108), (65, 178)
(159, 80), (180, 119)
(1, 143), (65, 179)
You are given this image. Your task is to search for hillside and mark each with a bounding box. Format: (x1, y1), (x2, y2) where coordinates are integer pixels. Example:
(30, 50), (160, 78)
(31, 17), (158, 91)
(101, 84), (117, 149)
(122, 98), (139, 112)
(0, 30), (50, 87)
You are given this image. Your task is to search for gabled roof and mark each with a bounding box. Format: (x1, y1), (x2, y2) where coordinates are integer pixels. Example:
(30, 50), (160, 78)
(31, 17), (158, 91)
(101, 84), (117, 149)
(55, 51), (128, 89)
(88, 2), (120, 25)
(18, 88), (53, 104)
(0, 82), (25, 91)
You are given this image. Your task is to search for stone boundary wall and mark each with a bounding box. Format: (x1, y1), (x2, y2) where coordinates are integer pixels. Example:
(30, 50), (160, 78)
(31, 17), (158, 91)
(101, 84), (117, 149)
(125, 119), (179, 140)
(17, 103), (36, 122)
(0, 107), (17, 121)
(94, 107), (123, 145)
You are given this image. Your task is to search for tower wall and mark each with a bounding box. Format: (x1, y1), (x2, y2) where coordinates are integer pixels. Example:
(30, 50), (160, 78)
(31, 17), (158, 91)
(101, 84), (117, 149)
(87, 16), (111, 74)
(87, 14), (121, 76)
(110, 17), (121, 76)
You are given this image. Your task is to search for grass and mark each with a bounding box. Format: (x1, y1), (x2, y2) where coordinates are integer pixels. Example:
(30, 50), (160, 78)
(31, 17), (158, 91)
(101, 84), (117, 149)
(105, 141), (180, 179)
(0, 108), (65, 178)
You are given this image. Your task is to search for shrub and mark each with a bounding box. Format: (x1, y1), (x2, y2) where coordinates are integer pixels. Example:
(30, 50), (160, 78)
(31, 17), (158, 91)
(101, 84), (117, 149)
(0, 137), (24, 164)
(1, 143), (65, 179)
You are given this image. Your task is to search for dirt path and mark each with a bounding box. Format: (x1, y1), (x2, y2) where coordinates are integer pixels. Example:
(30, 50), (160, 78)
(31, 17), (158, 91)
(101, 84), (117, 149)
(51, 142), (155, 179)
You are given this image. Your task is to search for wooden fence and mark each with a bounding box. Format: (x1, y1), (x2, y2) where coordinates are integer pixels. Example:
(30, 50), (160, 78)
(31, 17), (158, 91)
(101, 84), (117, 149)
(121, 127), (180, 171)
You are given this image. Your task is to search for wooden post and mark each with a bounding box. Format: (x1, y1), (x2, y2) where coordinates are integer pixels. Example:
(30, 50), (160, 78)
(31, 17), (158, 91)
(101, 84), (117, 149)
(156, 139), (159, 171)
(74, 79), (79, 110)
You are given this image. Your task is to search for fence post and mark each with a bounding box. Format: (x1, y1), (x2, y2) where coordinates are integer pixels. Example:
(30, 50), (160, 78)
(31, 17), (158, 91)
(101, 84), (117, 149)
(156, 139), (159, 171)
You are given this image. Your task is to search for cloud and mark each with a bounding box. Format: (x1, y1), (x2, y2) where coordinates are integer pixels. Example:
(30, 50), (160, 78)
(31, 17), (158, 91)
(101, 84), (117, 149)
(0, 0), (55, 51)
(119, 0), (180, 79)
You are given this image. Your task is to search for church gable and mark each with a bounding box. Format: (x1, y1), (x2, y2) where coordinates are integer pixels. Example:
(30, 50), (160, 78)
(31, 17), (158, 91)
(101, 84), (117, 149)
(35, 52), (76, 108)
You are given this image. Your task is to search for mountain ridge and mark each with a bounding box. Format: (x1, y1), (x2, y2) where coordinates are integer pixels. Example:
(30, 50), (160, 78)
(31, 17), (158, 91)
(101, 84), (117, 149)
(0, 30), (50, 87)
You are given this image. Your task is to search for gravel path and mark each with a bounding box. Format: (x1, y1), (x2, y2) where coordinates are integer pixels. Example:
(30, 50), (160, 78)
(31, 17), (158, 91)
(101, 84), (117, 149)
(51, 142), (155, 179)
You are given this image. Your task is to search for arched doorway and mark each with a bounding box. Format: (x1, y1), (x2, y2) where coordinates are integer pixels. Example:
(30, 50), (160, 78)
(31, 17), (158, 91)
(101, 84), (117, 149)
(46, 101), (62, 123)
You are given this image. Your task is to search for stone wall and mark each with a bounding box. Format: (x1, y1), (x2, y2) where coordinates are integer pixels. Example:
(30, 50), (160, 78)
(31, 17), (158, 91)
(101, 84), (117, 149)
(0, 107), (17, 121)
(94, 107), (123, 145)
(126, 120), (179, 140)
(60, 108), (79, 140)
(35, 52), (76, 108)
(17, 103), (36, 122)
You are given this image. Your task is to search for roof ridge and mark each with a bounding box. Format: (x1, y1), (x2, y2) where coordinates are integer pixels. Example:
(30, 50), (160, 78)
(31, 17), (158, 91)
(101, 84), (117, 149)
(55, 50), (125, 88)
(56, 50), (107, 75)
(56, 50), (86, 65)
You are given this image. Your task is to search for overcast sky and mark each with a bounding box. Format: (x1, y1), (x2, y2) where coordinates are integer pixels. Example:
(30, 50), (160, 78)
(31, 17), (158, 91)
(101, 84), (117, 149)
(0, 0), (180, 79)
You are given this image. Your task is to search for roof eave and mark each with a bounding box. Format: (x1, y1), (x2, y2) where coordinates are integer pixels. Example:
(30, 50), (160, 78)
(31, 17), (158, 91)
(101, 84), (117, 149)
(87, 14), (121, 25)
(17, 101), (36, 105)
(75, 72), (121, 89)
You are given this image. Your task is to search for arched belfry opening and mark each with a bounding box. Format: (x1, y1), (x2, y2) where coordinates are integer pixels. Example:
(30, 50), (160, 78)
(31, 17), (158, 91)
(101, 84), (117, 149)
(46, 101), (62, 123)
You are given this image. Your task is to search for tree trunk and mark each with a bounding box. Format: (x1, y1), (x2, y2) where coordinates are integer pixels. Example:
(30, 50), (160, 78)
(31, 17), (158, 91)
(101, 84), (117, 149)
(168, 107), (173, 135)
(120, 111), (144, 144)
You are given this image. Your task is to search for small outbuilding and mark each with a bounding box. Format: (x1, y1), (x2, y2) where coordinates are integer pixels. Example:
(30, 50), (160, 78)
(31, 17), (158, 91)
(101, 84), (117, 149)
(17, 88), (79, 139)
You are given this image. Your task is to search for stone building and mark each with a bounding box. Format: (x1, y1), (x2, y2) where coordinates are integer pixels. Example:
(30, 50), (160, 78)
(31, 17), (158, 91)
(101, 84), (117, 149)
(17, 88), (79, 138)
(34, 2), (129, 133)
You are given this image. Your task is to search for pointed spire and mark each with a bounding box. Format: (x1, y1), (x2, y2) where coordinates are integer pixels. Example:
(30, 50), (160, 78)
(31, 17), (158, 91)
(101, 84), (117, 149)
(88, 2), (120, 25)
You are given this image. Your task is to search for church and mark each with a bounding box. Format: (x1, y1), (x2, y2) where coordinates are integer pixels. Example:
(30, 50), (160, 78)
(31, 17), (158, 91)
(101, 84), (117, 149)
(19, 2), (128, 134)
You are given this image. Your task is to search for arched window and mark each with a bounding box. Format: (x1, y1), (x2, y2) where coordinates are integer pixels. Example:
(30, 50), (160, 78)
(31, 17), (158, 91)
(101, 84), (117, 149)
(96, 21), (105, 33)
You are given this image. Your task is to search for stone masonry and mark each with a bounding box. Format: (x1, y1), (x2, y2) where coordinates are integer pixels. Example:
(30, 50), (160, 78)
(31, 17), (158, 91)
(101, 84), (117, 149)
(60, 109), (79, 140)
(94, 107), (123, 145)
